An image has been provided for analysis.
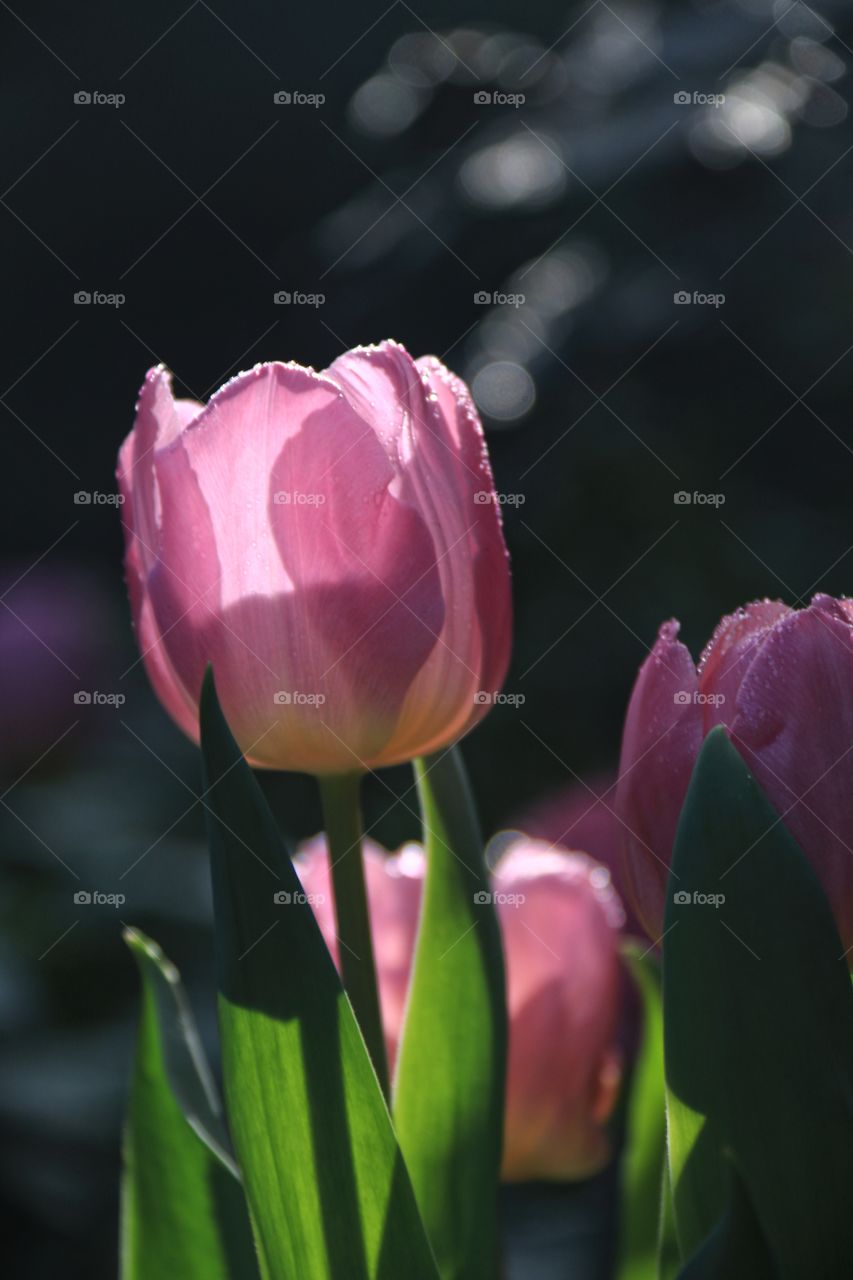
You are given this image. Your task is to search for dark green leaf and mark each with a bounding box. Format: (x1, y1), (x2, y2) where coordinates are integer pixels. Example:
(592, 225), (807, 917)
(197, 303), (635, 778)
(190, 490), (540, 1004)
(121, 927), (258, 1280)
(676, 1160), (774, 1280)
(664, 726), (853, 1275)
(200, 670), (439, 1280)
(393, 748), (506, 1280)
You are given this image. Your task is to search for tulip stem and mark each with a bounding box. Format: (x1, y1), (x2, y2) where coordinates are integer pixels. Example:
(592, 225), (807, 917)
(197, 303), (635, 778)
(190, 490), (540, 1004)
(318, 771), (390, 1102)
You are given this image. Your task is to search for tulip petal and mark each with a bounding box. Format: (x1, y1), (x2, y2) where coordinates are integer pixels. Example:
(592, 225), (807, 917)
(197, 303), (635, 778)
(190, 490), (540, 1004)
(327, 342), (511, 763)
(617, 621), (703, 941)
(698, 598), (790, 730)
(142, 362), (445, 771)
(496, 842), (622, 1181)
(730, 595), (853, 951)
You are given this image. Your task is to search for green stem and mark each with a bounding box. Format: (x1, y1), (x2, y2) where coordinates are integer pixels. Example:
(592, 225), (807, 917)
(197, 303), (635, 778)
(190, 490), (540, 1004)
(317, 771), (390, 1102)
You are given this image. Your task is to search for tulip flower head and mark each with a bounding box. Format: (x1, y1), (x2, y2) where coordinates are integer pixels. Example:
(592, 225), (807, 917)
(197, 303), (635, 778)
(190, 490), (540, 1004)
(296, 834), (625, 1182)
(117, 341), (511, 774)
(617, 596), (853, 952)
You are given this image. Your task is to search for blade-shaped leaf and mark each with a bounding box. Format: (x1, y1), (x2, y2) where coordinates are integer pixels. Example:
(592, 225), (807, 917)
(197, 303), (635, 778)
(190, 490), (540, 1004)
(676, 1161), (774, 1280)
(616, 942), (666, 1280)
(121, 928), (259, 1280)
(393, 748), (506, 1280)
(200, 670), (439, 1280)
(664, 726), (853, 1274)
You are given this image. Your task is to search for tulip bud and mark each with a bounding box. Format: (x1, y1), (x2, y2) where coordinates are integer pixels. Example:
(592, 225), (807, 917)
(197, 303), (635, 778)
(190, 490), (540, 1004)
(117, 341), (511, 773)
(295, 835), (624, 1181)
(617, 596), (853, 953)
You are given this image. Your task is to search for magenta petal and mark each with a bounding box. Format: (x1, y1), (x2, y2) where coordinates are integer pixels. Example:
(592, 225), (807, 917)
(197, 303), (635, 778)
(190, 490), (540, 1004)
(730, 598), (853, 952)
(616, 621), (703, 941)
(698, 598), (791, 730)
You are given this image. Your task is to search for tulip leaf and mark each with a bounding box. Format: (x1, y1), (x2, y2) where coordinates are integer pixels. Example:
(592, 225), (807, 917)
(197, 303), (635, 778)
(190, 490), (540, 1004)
(675, 1160), (774, 1280)
(199, 670), (439, 1280)
(393, 748), (506, 1280)
(616, 943), (666, 1280)
(663, 726), (853, 1274)
(121, 927), (259, 1280)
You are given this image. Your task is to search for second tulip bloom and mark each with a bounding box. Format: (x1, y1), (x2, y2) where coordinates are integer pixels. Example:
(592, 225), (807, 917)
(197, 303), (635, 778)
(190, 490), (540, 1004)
(617, 595), (853, 952)
(296, 835), (625, 1182)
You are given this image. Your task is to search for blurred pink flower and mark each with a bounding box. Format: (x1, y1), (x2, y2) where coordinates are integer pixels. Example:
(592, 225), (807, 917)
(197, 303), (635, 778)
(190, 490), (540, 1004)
(118, 341), (511, 773)
(617, 596), (853, 951)
(296, 834), (624, 1181)
(513, 772), (643, 937)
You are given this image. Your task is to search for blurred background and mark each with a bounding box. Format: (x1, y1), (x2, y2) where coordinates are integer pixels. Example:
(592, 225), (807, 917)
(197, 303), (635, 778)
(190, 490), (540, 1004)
(2, 0), (852, 1274)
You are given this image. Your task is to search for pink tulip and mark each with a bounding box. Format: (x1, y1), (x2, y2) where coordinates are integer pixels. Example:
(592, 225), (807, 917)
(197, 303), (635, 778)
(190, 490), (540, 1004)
(617, 596), (853, 951)
(295, 835), (624, 1182)
(117, 341), (511, 773)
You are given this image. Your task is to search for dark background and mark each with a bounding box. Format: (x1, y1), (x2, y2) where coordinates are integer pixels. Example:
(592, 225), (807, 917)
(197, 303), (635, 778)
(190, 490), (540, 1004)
(2, 0), (852, 1275)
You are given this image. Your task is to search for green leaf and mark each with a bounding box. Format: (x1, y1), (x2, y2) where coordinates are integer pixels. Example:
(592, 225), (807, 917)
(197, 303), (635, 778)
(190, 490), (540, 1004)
(121, 927), (259, 1280)
(616, 942), (666, 1280)
(663, 726), (853, 1274)
(393, 748), (506, 1280)
(200, 670), (439, 1280)
(676, 1160), (774, 1280)
(657, 1160), (680, 1280)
